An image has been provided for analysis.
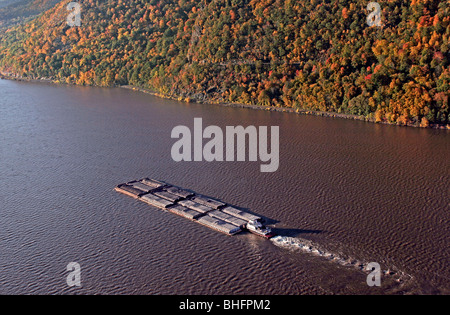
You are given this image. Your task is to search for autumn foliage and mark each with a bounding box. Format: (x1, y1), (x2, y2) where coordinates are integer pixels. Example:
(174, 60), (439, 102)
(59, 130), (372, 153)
(0, 0), (448, 126)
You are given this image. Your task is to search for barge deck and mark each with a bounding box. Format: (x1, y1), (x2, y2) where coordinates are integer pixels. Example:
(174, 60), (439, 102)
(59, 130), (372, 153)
(114, 178), (273, 237)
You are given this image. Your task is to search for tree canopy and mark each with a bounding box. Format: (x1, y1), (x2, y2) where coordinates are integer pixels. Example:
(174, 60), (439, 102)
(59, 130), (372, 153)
(0, 0), (448, 127)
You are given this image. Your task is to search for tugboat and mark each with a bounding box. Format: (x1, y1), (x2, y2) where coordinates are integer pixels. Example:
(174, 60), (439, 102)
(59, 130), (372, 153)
(246, 220), (276, 239)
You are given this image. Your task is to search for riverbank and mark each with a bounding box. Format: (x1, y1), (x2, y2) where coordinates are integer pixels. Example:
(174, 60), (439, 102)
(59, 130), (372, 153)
(121, 85), (450, 130)
(0, 71), (52, 83)
(1, 72), (448, 130)
(121, 85), (372, 121)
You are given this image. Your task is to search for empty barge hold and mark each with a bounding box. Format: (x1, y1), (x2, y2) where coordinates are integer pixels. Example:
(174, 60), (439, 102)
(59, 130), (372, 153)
(114, 178), (275, 238)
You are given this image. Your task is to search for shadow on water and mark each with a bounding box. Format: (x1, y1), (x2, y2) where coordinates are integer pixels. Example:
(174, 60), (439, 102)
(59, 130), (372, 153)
(272, 227), (324, 237)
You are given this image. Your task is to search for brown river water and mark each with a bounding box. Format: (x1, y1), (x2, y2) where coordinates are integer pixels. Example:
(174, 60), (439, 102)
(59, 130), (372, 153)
(0, 79), (448, 295)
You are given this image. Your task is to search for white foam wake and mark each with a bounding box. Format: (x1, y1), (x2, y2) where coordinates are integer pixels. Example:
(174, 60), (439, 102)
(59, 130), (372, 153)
(270, 235), (413, 285)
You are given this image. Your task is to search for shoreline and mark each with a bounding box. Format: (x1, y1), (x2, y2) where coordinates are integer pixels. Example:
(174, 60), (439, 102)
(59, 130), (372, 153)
(1, 72), (448, 130)
(120, 85), (450, 130)
(0, 72), (53, 83)
(121, 85), (372, 120)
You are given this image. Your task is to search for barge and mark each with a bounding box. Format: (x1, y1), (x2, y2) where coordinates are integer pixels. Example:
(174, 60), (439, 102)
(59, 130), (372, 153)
(114, 178), (275, 238)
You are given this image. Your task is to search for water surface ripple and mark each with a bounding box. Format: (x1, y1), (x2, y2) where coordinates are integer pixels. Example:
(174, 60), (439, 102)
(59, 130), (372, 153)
(0, 79), (448, 295)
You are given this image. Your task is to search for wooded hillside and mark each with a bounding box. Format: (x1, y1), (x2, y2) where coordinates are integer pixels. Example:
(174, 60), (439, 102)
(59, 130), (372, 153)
(0, 0), (448, 126)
